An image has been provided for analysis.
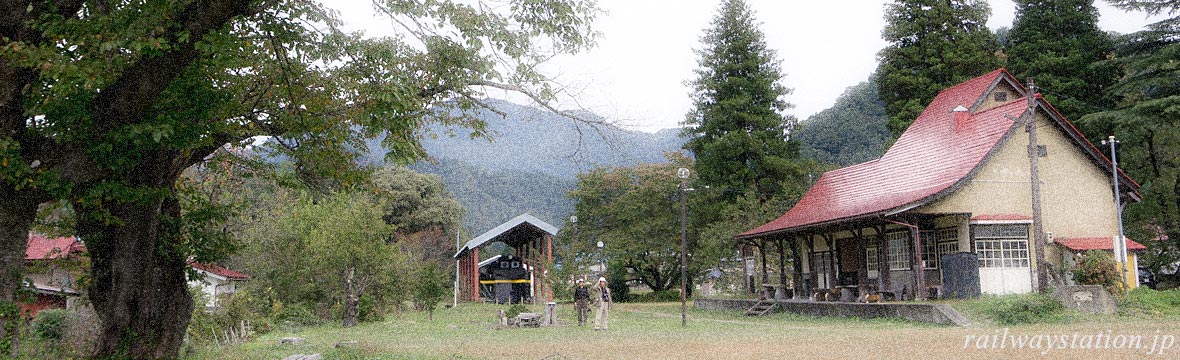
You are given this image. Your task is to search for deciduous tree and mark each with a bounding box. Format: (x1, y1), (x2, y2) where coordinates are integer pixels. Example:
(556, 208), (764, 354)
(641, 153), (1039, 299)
(0, 0), (597, 357)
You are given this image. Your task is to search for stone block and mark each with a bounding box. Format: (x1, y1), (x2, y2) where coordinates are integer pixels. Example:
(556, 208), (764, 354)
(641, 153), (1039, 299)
(1053, 285), (1117, 315)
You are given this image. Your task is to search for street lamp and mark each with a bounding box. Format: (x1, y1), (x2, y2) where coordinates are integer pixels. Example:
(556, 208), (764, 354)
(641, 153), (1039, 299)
(597, 240), (604, 276)
(677, 167), (690, 328)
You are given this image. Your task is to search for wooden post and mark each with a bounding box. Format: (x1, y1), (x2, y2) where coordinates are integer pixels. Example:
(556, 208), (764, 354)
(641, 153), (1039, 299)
(790, 236), (804, 299)
(1024, 78), (1050, 292)
(877, 224), (891, 296)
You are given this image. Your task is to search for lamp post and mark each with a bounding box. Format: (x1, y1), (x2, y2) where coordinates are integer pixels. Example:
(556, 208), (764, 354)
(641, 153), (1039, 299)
(570, 215), (578, 277)
(597, 240), (604, 276)
(677, 167), (690, 327)
(1102, 136), (1130, 292)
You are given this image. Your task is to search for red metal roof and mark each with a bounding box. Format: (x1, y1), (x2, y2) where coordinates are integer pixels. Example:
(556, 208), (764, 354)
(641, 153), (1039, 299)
(970, 214), (1033, 221)
(740, 69), (1020, 238)
(25, 234), (85, 260)
(1056, 237), (1147, 252)
(188, 260), (250, 280)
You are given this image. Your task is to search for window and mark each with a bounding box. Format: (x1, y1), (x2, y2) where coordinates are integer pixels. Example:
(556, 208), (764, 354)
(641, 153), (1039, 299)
(919, 228), (959, 269)
(866, 246), (879, 279)
(811, 251), (833, 288)
(973, 224), (1030, 268)
(994, 91), (1008, 102)
(886, 231), (910, 270)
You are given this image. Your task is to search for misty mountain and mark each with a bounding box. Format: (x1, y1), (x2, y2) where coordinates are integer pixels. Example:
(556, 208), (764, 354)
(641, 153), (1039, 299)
(370, 99), (687, 234)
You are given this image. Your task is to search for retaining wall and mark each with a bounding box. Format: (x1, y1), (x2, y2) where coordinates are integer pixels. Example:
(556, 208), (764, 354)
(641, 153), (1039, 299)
(693, 298), (969, 326)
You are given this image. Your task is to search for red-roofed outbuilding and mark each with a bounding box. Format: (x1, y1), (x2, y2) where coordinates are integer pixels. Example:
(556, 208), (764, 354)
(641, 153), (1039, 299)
(738, 69), (1142, 298)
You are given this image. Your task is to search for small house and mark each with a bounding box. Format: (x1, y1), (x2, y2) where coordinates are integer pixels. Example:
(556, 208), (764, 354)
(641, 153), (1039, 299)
(187, 260), (250, 308)
(23, 234), (86, 317)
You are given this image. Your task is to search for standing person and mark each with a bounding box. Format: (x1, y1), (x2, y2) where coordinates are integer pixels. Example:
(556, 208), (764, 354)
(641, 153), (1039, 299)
(590, 277), (612, 331)
(574, 278), (590, 326)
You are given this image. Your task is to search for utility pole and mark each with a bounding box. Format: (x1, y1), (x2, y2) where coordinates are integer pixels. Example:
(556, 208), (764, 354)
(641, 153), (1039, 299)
(1102, 136), (1130, 293)
(1024, 78), (1051, 292)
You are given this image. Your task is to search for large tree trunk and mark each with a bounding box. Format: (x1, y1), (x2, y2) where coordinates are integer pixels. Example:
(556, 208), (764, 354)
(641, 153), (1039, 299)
(78, 195), (193, 359)
(74, 150), (194, 359)
(0, 186), (42, 356)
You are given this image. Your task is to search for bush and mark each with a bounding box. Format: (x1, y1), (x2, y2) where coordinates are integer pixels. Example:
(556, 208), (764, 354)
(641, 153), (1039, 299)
(270, 303), (321, 329)
(1120, 287), (1180, 317)
(978, 293), (1067, 325)
(1072, 250), (1123, 297)
(631, 289), (682, 303)
(31, 309), (69, 340)
(505, 303), (529, 319)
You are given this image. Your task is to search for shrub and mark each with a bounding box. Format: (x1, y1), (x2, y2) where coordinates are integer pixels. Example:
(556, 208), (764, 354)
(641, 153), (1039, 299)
(1072, 250), (1123, 297)
(979, 293), (1067, 325)
(631, 289), (682, 303)
(505, 303), (529, 319)
(270, 303), (321, 329)
(1120, 287), (1180, 317)
(31, 309), (69, 340)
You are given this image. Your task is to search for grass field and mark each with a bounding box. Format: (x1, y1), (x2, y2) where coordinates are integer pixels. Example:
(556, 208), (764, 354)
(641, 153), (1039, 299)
(181, 300), (1180, 360)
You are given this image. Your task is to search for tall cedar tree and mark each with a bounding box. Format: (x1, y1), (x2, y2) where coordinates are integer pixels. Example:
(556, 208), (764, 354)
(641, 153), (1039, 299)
(682, 0), (804, 201)
(1006, 0), (1119, 122)
(877, 0), (999, 137)
(1079, 0), (1180, 283)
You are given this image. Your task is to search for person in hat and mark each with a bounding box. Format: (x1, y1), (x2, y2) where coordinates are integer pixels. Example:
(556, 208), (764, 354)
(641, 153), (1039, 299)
(590, 276), (612, 330)
(573, 278), (590, 326)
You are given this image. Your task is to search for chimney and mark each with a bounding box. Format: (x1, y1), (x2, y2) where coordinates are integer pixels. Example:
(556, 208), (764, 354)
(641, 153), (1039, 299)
(951, 105), (969, 132)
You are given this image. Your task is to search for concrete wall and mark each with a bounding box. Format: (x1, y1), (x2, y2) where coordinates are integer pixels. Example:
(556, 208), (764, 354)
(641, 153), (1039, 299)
(694, 298), (969, 326)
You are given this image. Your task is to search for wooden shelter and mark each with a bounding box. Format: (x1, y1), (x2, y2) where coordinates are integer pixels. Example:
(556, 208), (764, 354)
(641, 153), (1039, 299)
(455, 214), (556, 303)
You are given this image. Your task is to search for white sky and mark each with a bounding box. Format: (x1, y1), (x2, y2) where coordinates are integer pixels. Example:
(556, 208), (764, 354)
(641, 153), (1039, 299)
(331, 0), (1166, 132)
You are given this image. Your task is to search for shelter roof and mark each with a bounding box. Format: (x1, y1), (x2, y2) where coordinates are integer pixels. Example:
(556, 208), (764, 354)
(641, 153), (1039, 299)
(1057, 237), (1147, 252)
(454, 213), (558, 258)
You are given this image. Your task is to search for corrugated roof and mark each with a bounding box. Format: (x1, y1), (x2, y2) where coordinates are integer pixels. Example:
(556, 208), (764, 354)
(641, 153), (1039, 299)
(1057, 237), (1147, 252)
(454, 213), (558, 258)
(25, 234), (85, 260)
(740, 69), (1019, 238)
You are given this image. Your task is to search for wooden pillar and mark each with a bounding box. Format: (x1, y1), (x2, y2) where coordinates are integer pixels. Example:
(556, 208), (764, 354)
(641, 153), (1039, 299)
(790, 236), (804, 299)
(472, 248), (481, 302)
(877, 224), (891, 295)
(759, 239), (769, 285)
(854, 228), (868, 289)
(545, 233), (553, 302)
(777, 237), (788, 287)
(822, 233), (836, 288)
(911, 225), (926, 300)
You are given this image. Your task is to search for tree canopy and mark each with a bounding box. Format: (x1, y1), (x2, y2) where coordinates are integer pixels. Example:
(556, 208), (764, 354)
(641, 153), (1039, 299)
(1005, 0), (1119, 122)
(681, 0), (806, 201)
(876, 0), (999, 137)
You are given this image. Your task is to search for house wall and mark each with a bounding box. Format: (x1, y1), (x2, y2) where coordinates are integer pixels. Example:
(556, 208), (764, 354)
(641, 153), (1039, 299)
(918, 111), (1122, 274)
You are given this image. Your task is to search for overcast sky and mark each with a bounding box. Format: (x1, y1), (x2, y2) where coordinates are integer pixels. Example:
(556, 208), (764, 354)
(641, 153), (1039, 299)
(331, 1), (1166, 132)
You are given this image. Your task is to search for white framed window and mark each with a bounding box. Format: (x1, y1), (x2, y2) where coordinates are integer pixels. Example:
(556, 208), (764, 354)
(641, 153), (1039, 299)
(973, 224), (1030, 268)
(811, 251), (833, 288)
(919, 228), (959, 269)
(865, 246), (879, 279)
(886, 231), (910, 270)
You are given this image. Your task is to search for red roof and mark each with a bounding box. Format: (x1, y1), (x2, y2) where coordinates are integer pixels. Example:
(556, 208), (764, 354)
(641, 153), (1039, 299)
(188, 260), (250, 280)
(25, 234), (85, 260)
(741, 69), (1020, 238)
(970, 214), (1033, 221)
(1057, 237), (1147, 252)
